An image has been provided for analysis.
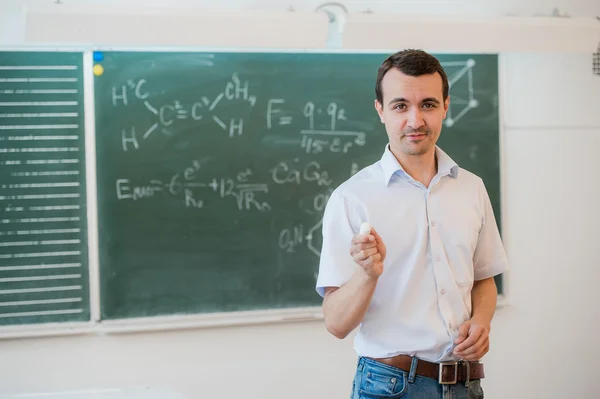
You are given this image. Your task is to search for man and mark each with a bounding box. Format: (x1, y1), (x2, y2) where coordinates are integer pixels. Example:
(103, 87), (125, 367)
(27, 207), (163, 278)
(315, 49), (508, 399)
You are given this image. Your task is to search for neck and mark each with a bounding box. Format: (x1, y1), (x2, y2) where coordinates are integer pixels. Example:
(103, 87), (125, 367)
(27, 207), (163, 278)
(392, 146), (437, 187)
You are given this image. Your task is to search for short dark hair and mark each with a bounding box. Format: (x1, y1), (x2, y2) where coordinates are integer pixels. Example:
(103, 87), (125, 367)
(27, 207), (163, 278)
(375, 49), (449, 105)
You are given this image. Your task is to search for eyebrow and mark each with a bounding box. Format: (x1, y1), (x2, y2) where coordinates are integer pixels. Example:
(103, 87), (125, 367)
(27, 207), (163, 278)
(388, 97), (441, 106)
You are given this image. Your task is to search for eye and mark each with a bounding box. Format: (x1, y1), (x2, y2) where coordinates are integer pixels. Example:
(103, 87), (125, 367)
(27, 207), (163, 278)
(393, 103), (406, 110)
(422, 102), (437, 109)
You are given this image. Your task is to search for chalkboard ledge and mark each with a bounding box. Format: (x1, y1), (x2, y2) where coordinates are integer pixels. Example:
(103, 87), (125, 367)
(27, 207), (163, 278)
(98, 306), (324, 334)
(0, 321), (95, 340)
(0, 307), (324, 339)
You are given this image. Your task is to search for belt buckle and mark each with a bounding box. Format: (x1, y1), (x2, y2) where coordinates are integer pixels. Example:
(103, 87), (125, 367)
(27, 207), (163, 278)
(438, 361), (458, 384)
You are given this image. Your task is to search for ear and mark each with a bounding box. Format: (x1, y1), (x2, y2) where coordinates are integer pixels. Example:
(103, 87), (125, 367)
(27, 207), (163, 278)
(374, 99), (385, 124)
(443, 95), (450, 119)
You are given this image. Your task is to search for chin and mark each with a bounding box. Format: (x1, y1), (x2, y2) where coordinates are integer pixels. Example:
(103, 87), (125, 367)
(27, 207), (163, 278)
(402, 144), (431, 156)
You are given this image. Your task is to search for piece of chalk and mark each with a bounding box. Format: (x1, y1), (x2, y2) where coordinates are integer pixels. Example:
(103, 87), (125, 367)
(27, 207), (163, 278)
(359, 222), (372, 235)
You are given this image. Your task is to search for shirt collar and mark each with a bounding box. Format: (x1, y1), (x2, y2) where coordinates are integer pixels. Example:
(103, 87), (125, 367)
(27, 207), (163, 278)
(381, 144), (459, 186)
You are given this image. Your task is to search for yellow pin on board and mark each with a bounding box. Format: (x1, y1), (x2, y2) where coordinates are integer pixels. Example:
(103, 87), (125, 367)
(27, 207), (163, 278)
(93, 64), (104, 76)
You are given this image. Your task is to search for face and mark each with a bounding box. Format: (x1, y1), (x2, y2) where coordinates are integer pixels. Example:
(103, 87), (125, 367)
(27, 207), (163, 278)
(375, 68), (449, 158)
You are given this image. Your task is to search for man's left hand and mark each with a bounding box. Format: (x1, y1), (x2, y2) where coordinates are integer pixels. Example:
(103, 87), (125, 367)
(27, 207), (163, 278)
(453, 318), (490, 361)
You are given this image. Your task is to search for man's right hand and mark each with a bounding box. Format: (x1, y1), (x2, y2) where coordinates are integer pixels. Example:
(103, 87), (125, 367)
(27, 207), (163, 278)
(350, 226), (386, 278)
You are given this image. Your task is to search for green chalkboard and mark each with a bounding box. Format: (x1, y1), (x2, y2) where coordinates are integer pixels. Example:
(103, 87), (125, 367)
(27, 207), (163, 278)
(93, 51), (501, 320)
(0, 51), (90, 326)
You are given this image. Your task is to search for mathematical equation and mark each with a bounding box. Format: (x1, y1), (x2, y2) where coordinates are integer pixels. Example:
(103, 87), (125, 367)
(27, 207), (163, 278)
(114, 159), (338, 212)
(112, 73), (367, 155)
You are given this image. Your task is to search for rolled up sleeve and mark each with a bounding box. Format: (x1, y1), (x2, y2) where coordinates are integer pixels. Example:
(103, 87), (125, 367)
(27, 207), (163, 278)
(473, 181), (509, 281)
(315, 189), (360, 297)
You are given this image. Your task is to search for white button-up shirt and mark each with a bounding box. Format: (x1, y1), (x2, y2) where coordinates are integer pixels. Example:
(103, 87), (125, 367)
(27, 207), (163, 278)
(316, 145), (509, 362)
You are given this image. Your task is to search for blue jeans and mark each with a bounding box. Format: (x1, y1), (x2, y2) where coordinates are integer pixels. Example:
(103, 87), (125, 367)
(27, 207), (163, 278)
(350, 357), (485, 399)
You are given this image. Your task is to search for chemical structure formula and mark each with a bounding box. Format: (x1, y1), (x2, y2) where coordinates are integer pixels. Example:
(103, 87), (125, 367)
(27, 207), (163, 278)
(116, 73), (257, 151)
(277, 191), (330, 257)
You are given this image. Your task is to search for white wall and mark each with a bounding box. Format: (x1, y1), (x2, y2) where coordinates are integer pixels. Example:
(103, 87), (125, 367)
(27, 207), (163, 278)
(3, 0), (600, 15)
(1, 1), (600, 398)
(0, 4), (24, 45)
(0, 320), (358, 398)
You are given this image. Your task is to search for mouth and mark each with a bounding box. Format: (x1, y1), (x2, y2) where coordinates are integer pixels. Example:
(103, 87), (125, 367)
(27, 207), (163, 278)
(404, 133), (427, 142)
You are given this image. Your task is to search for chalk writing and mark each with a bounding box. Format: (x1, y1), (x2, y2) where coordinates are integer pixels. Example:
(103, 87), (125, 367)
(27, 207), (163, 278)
(271, 160), (332, 186)
(108, 66), (370, 267)
(277, 191), (330, 256)
(112, 73), (258, 148)
(300, 130), (366, 154)
(116, 161), (270, 212)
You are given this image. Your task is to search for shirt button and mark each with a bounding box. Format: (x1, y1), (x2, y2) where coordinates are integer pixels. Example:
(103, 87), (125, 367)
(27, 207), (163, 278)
(436, 256), (441, 261)
(431, 220), (436, 226)
(441, 289), (446, 295)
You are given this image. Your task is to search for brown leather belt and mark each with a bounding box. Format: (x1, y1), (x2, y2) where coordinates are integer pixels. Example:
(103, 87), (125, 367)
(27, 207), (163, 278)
(369, 355), (485, 384)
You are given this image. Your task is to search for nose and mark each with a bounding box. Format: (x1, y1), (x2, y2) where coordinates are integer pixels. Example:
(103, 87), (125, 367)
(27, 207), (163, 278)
(407, 108), (425, 130)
